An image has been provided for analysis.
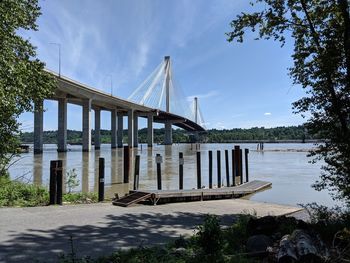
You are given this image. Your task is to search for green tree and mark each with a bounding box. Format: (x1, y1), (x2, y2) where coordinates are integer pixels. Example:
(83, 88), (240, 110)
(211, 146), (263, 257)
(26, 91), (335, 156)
(0, 0), (56, 175)
(227, 0), (350, 205)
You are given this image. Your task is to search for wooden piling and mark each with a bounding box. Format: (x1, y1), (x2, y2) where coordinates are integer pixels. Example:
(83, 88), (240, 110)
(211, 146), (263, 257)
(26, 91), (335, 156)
(234, 146), (241, 184)
(240, 149), (243, 185)
(123, 146), (130, 183)
(225, 149), (230, 187)
(209, 150), (213, 189)
(179, 152), (184, 190)
(245, 149), (249, 183)
(156, 153), (162, 190)
(133, 155), (140, 190)
(231, 149), (235, 186)
(98, 157), (105, 202)
(49, 161), (57, 205)
(56, 160), (63, 205)
(49, 160), (62, 205)
(217, 150), (221, 188)
(196, 151), (201, 189)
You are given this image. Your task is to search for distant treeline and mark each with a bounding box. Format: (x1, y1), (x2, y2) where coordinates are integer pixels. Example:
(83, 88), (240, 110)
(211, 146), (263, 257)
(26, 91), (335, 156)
(20, 125), (321, 144)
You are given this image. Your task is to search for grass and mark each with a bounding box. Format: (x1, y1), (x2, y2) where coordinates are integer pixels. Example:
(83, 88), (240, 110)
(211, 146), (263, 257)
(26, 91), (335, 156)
(0, 175), (99, 207)
(0, 175), (49, 207)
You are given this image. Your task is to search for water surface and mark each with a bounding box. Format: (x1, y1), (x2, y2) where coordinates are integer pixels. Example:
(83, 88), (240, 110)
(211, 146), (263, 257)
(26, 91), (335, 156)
(9, 143), (335, 207)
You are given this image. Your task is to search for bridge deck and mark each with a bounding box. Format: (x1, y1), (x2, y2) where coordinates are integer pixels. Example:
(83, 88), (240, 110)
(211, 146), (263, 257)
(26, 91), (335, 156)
(113, 180), (271, 207)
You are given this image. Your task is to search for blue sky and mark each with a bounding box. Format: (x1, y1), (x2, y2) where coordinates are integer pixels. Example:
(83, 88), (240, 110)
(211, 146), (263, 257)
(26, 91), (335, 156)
(19, 0), (306, 131)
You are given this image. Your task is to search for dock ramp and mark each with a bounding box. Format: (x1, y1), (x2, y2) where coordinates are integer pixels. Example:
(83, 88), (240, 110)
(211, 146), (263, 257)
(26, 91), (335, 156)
(112, 191), (151, 207)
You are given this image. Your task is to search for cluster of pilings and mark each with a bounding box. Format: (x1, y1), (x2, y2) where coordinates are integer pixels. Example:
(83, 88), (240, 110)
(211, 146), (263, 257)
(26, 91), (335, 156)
(132, 145), (250, 191)
(48, 145), (249, 204)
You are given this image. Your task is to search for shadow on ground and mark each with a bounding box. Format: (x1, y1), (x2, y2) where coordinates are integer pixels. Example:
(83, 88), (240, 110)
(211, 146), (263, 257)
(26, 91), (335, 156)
(0, 212), (238, 263)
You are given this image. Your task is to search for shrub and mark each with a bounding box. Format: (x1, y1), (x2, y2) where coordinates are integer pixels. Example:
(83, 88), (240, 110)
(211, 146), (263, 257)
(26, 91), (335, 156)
(195, 214), (223, 256)
(63, 192), (98, 204)
(0, 176), (49, 207)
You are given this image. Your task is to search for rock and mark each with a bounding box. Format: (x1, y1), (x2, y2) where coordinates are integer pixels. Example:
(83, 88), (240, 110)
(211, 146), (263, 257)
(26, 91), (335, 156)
(247, 215), (306, 236)
(247, 234), (273, 253)
(247, 216), (279, 235)
(277, 229), (329, 263)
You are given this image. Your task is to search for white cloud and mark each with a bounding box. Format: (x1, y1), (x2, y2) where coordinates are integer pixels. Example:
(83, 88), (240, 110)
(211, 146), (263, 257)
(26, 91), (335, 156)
(264, 112), (272, 116)
(187, 90), (218, 101)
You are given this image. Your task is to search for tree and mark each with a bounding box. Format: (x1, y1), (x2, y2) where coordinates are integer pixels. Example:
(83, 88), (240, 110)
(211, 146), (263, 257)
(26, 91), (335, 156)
(227, 0), (350, 206)
(0, 0), (56, 175)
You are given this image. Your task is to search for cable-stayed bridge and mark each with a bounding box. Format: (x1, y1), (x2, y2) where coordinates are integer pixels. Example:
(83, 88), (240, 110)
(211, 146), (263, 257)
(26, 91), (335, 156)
(33, 57), (206, 153)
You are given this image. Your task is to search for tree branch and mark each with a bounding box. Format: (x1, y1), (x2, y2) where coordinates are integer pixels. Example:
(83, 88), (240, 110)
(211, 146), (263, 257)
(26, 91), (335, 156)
(300, 0), (349, 134)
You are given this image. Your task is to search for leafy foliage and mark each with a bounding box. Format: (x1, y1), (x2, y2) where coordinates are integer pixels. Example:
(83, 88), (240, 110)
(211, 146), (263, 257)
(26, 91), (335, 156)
(195, 215), (223, 253)
(19, 125), (318, 144)
(227, 0), (350, 206)
(0, 175), (49, 207)
(65, 168), (79, 193)
(63, 192), (98, 204)
(0, 0), (56, 175)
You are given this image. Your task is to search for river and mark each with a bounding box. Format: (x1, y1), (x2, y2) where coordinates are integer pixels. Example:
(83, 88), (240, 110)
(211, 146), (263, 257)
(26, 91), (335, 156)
(8, 143), (336, 207)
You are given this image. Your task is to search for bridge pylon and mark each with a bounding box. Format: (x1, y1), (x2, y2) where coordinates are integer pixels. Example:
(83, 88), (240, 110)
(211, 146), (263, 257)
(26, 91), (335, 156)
(164, 56), (172, 145)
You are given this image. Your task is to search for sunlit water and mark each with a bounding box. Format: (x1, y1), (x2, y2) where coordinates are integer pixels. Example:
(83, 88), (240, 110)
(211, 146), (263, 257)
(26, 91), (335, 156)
(8, 143), (336, 207)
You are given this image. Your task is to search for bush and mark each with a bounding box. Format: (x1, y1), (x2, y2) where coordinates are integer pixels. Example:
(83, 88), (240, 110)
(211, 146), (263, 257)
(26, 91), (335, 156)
(63, 192), (98, 204)
(195, 214), (223, 256)
(0, 176), (49, 207)
(223, 215), (252, 254)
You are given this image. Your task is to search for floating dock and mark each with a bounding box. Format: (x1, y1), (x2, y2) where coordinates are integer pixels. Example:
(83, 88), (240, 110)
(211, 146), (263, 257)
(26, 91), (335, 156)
(112, 180), (271, 207)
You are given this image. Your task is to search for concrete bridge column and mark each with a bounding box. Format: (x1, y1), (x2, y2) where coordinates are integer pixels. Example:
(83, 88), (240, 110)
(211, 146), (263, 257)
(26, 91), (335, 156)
(127, 109), (134, 147)
(147, 113), (153, 147)
(82, 98), (92, 152)
(164, 120), (172, 145)
(133, 112), (138, 148)
(111, 109), (117, 148)
(117, 112), (123, 148)
(57, 98), (67, 152)
(34, 100), (44, 154)
(94, 108), (101, 150)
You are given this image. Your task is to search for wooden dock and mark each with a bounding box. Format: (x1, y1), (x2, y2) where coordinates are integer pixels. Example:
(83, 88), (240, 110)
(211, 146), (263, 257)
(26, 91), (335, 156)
(112, 180), (271, 207)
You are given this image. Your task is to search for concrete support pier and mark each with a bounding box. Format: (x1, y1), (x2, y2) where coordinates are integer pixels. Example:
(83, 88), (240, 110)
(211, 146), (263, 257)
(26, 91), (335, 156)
(82, 99), (92, 152)
(117, 112), (123, 148)
(111, 109), (117, 148)
(57, 98), (67, 152)
(164, 121), (172, 145)
(34, 101), (44, 154)
(94, 108), (101, 150)
(133, 112), (138, 148)
(147, 113), (153, 147)
(127, 109), (134, 147)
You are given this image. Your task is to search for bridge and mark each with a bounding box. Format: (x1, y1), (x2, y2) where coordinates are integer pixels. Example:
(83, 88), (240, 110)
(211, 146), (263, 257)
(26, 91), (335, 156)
(33, 56), (206, 153)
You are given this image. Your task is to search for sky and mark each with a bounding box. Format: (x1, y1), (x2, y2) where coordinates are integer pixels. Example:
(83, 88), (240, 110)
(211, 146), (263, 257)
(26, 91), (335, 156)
(19, 0), (307, 132)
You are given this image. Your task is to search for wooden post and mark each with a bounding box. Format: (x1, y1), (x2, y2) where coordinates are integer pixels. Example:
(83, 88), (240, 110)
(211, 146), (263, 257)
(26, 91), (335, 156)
(196, 151), (201, 189)
(240, 149), (243, 184)
(225, 149), (230, 187)
(56, 160), (63, 205)
(179, 152), (184, 190)
(231, 149), (236, 186)
(208, 150), (213, 189)
(156, 153), (162, 190)
(245, 149), (249, 183)
(217, 150), (221, 188)
(49, 160), (62, 205)
(133, 155), (140, 190)
(234, 146), (241, 184)
(49, 161), (57, 205)
(123, 146), (130, 183)
(98, 157), (105, 202)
